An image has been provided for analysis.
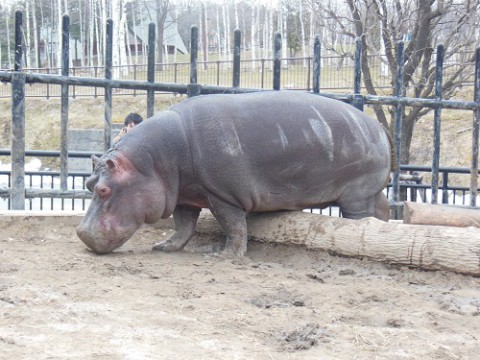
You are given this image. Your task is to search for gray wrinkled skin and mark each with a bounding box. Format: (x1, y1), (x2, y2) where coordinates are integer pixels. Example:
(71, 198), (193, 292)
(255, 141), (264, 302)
(76, 91), (392, 256)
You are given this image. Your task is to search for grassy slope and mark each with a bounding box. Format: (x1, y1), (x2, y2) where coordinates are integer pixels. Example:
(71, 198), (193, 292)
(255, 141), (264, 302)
(0, 93), (476, 186)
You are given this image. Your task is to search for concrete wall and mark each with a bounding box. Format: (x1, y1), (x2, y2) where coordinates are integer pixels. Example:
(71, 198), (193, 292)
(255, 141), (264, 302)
(68, 124), (123, 173)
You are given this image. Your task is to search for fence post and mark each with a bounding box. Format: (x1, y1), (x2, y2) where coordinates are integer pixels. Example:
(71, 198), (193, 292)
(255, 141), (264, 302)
(392, 41), (405, 217)
(188, 25), (201, 97)
(352, 37), (364, 111)
(233, 29), (241, 87)
(94, 65), (98, 98)
(273, 32), (281, 90)
(60, 14), (70, 192)
(442, 171), (449, 204)
(312, 35), (321, 94)
(147, 22), (156, 118)
(471, 47), (480, 207)
(11, 9), (25, 210)
(72, 67), (76, 98)
(133, 64), (137, 96)
(431, 44), (444, 204)
(104, 18), (113, 151)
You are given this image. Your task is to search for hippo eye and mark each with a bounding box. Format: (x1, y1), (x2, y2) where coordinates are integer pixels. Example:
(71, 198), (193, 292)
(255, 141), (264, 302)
(95, 185), (111, 199)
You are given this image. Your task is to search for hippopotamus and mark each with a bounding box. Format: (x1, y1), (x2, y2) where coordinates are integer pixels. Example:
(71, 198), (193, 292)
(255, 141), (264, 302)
(76, 91), (393, 256)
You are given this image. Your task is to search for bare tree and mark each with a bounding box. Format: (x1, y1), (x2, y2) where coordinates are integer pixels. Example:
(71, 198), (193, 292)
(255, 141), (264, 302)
(314, 0), (480, 164)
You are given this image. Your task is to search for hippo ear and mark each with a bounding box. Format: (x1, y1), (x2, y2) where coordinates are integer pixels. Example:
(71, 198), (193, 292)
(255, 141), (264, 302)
(91, 155), (101, 170)
(106, 159), (119, 172)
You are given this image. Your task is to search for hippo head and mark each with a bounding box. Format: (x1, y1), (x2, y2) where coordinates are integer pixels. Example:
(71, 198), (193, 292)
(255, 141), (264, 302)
(76, 152), (170, 254)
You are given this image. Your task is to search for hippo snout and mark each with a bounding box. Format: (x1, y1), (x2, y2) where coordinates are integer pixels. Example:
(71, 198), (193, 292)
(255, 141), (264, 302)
(76, 224), (114, 254)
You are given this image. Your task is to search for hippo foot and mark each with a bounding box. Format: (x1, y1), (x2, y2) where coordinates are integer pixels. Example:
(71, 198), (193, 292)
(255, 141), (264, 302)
(221, 244), (247, 257)
(152, 239), (185, 252)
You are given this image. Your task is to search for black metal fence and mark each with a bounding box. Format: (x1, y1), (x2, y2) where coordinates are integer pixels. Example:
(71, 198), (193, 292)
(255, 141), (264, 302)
(0, 11), (480, 217)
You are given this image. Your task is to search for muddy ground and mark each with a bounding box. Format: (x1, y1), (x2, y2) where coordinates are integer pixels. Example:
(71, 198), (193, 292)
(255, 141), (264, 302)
(0, 214), (479, 359)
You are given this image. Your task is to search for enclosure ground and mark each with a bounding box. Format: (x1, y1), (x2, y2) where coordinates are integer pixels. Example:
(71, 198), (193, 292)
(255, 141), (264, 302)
(0, 213), (479, 359)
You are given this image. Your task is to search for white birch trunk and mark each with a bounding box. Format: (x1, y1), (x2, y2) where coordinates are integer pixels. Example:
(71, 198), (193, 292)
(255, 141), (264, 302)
(216, 5), (221, 54)
(131, 2), (138, 65)
(25, 1), (31, 68)
(251, 4), (256, 69)
(233, 0), (239, 29)
(281, 3), (288, 61)
(95, 0), (102, 65)
(88, 0), (94, 66)
(241, 3), (246, 55)
(78, 0), (84, 67)
(6, 7), (11, 68)
(202, 4), (208, 69)
(298, 0), (307, 67)
(111, 0), (128, 76)
(267, 8), (273, 69)
(57, 0), (63, 71)
(101, 0), (107, 66)
(222, 2), (230, 64)
(125, 13), (132, 68)
(32, 1), (40, 68)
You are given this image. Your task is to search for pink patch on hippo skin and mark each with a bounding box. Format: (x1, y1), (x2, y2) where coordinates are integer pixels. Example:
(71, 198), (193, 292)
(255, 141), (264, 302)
(106, 153), (139, 183)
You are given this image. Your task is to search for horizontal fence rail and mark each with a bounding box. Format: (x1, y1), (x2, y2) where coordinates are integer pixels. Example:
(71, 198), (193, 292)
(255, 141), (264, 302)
(0, 11), (479, 219)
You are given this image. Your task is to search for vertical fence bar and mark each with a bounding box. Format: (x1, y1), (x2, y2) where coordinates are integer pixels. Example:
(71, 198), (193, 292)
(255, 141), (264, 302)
(471, 47), (480, 207)
(104, 19), (113, 151)
(392, 41), (405, 215)
(312, 35), (321, 94)
(60, 14), (70, 191)
(233, 29), (241, 87)
(273, 32), (281, 90)
(14, 10), (22, 72)
(431, 44), (444, 204)
(147, 22), (156, 118)
(352, 37), (364, 111)
(261, 59), (265, 88)
(11, 9), (25, 210)
(188, 26), (200, 97)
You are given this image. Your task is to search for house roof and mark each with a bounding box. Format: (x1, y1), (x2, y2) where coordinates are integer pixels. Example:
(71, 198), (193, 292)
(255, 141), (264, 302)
(132, 14), (188, 55)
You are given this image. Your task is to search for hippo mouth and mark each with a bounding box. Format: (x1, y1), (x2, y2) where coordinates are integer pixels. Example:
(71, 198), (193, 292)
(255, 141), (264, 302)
(76, 222), (137, 254)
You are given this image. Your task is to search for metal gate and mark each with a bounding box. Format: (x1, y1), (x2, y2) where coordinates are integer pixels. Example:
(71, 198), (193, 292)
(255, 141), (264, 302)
(0, 11), (479, 216)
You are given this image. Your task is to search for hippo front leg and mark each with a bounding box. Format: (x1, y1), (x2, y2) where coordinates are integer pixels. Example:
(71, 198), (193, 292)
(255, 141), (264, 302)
(153, 205), (201, 252)
(208, 196), (248, 256)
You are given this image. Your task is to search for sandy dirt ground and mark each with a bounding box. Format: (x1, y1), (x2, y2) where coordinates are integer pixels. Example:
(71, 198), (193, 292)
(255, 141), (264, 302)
(1, 214), (479, 360)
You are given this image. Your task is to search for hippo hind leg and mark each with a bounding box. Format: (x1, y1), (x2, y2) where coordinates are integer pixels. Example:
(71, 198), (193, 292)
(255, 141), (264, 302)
(373, 191), (390, 221)
(338, 191), (390, 222)
(153, 205), (201, 252)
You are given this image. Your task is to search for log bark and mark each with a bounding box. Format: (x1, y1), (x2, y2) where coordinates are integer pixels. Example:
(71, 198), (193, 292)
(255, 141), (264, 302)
(154, 211), (480, 276)
(403, 202), (480, 228)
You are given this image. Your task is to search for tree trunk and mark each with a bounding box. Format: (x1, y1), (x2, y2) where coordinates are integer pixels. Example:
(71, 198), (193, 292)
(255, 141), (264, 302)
(251, 4), (256, 70)
(298, 0), (307, 67)
(78, 0), (85, 67)
(32, 1), (40, 68)
(153, 211), (480, 276)
(201, 3), (208, 70)
(404, 202), (480, 228)
(56, 0), (63, 71)
(25, 1), (31, 68)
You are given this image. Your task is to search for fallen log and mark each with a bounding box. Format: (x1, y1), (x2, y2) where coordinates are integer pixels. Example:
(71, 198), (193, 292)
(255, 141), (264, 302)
(403, 202), (480, 228)
(154, 211), (480, 276)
